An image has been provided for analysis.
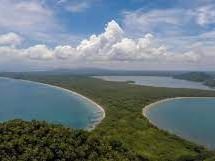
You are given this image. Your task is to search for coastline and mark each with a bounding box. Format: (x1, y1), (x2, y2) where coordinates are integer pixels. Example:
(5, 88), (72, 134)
(143, 97), (215, 119)
(0, 77), (105, 131)
(142, 96), (215, 149)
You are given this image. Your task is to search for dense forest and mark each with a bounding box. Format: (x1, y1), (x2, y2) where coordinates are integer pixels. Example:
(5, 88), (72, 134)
(0, 119), (144, 161)
(1, 74), (215, 161)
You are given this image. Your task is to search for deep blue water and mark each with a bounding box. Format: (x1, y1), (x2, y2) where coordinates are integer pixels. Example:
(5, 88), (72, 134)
(95, 76), (214, 90)
(145, 98), (215, 149)
(0, 78), (103, 129)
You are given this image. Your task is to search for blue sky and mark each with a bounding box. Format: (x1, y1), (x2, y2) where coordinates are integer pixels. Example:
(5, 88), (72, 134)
(0, 0), (215, 71)
(37, 0), (215, 37)
(42, 0), (215, 36)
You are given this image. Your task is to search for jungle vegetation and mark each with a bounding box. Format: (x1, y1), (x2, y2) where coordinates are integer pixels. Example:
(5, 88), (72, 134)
(0, 119), (143, 161)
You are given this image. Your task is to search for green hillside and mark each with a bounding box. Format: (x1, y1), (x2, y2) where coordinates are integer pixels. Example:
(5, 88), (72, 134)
(173, 72), (212, 82)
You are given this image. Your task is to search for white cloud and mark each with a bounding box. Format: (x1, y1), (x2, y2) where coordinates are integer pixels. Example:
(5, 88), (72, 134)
(194, 5), (215, 26)
(76, 20), (124, 61)
(122, 9), (189, 37)
(0, 0), (54, 30)
(56, 0), (103, 14)
(122, 6), (215, 38)
(0, 46), (20, 56)
(65, 2), (90, 12)
(54, 45), (77, 59)
(0, 20), (214, 71)
(120, 6), (215, 70)
(0, 32), (22, 46)
(57, 0), (91, 13)
(0, 0), (64, 46)
(23, 45), (54, 60)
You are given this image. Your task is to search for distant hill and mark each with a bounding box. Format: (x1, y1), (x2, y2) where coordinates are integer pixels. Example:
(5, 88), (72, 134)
(173, 72), (215, 88)
(173, 72), (213, 82)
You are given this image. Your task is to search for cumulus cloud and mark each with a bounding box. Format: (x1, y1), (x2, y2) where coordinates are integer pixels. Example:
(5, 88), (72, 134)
(0, 20), (212, 71)
(76, 20), (124, 61)
(23, 45), (54, 60)
(50, 21), (173, 62)
(0, 32), (22, 46)
(120, 6), (215, 69)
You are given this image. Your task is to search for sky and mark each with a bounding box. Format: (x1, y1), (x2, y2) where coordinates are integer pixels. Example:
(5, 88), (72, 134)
(0, 0), (215, 71)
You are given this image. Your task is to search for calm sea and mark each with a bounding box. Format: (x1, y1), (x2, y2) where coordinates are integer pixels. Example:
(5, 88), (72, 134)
(145, 98), (215, 149)
(94, 76), (214, 90)
(0, 78), (103, 129)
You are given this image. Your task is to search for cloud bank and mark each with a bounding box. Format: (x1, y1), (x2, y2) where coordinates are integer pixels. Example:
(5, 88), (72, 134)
(0, 20), (213, 70)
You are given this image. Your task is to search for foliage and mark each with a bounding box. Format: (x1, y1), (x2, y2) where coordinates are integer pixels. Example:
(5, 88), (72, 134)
(0, 119), (143, 161)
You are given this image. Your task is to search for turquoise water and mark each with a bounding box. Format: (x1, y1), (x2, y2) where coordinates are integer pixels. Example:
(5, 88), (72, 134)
(145, 98), (215, 149)
(0, 78), (103, 129)
(95, 76), (214, 90)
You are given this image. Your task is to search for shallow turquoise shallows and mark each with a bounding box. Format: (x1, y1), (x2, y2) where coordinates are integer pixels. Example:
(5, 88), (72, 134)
(0, 78), (103, 129)
(145, 98), (215, 149)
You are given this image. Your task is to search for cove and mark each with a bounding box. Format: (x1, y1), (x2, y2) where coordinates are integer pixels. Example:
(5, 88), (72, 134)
(143, 97), (215, 149)
(0, 78), (104, 130)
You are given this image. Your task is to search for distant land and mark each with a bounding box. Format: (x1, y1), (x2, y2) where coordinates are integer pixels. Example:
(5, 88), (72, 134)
(47, 69), (215, 88)
(0, 68), (183, 77)
(1, 68), (215, 77)
(1, 68), (215, 88)
(173, 72), (215, 88)
(173, 72), (213, 82)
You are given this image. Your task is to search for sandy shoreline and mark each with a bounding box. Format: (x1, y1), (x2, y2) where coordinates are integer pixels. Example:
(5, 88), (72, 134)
(143, 96), (215, 125)
(142, 96), (215, 149)
(0, 77), (105, 131)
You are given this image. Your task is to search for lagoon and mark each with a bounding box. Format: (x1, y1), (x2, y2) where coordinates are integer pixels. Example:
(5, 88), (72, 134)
(0, 78), (104, 129)
(144, 97), (215, 149)
(95, 76), (214, 90)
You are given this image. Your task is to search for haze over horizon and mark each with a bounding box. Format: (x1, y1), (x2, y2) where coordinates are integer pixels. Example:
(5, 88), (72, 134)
(0, 0), (215, 71)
